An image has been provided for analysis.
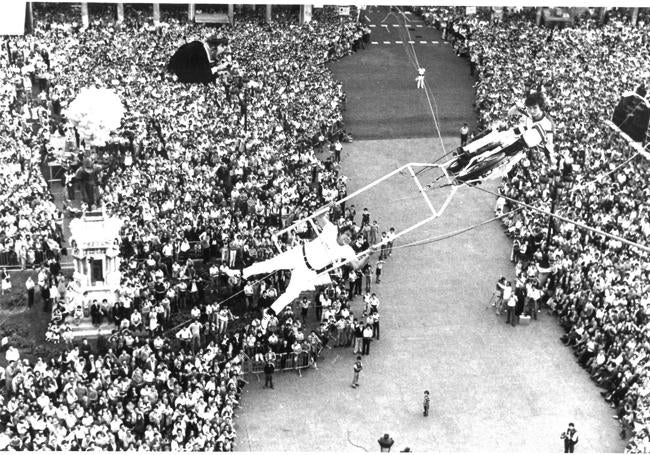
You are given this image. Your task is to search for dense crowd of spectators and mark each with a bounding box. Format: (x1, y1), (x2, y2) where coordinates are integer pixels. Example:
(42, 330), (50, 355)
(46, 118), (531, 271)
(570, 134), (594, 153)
(451, 9), (650, 452)
(0, 4), (381, 451)
(8, 2), (649, 450)
(0, 32), (64, 269)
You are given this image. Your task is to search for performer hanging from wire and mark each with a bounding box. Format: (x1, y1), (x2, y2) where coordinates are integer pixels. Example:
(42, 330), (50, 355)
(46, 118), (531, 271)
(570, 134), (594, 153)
(242, 210), (377, 315)
(505, 90), (555, 161)
(443, 91), (555, 184)
(416, 67), (426, 89)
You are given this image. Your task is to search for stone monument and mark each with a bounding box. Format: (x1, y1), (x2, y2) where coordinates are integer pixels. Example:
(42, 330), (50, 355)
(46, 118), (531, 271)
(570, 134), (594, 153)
(66, 206), (123, 337)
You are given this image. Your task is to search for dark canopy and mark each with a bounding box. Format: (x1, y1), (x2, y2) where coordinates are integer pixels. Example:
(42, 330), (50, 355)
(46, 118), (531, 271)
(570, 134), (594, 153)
(611, 91), (649, 144)
(167, 41), (213, 84)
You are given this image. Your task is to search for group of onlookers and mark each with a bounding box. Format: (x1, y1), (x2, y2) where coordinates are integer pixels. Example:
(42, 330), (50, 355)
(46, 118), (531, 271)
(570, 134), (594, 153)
(445, 7), (650, 451)
(0, 4), (379, 451)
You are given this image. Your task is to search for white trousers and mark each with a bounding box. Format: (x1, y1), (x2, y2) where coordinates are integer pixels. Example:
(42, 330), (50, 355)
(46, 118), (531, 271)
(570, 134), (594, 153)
(243, 247), (328, 316)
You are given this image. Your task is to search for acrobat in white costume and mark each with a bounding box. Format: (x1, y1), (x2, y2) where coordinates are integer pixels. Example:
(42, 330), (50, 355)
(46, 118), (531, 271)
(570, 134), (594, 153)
(416, 67), (426, 89)
(243, 215), (371, 315)
(242, 161), (460, 319)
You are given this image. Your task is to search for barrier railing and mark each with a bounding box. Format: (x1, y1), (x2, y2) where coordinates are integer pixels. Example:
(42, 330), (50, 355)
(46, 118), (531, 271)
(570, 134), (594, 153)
(240, 351), (312, 374)
(0, 250), (50, 268)
(0, 251), (19, 267)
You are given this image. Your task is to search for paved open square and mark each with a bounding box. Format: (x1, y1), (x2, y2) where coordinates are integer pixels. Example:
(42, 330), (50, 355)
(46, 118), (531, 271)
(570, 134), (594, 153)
(1, 4), (643, 453)
(236, 7), (626, 452)
(235, 137), (625, 453)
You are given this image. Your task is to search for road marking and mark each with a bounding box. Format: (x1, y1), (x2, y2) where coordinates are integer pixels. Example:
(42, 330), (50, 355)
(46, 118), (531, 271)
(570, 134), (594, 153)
(416, 24), (423, 28)
(392, 24), (399, 27)
(369, 24), (376, 27)
(370, 41), (444, 46)
(381, 24), (388, 27)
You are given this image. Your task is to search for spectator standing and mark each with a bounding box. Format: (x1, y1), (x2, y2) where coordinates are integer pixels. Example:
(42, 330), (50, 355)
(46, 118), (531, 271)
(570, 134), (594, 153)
(386, 227), (395, 257)
(561, 423), (579, 453)
(25, 276), (35, 308)
(0, 269), (10, 296)
(460, 122), (469, 146)
(423, 390), (430, 417)
(352, 319), (363, 354)
(505, 294), (517, 327)
(351, 355), (363, 388)
(300, 297), (310, 324)
(378, 433), (395, 452)
(362, 263), (372, 293)
(188, 319), (203, 354)
(371, 309), (380, 340)
(375, 260), (384, 284)
(362, 324), (373, 355)
(263, 361), (275, 389)
(498, 280), (512, 316)
(333, 139), (342, 163)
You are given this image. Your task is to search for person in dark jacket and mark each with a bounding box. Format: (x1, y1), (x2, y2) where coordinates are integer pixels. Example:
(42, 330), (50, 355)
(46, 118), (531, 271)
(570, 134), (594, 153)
(378, 434), (394, 452)
(263, 361), (275, 389)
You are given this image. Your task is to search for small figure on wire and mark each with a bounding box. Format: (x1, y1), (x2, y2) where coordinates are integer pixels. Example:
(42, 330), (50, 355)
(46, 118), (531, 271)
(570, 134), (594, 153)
(416, 67), (426, 89)
(242, 210), (377, 316)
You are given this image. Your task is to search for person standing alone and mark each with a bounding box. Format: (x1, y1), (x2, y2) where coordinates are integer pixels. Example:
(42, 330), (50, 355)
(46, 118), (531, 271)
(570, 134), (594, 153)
(561, 422), (578, 453)
(460, 123), (469, 146)
(423, 390), (430, 417)
(351, 356), (363, 388)
(264, 361), (275, 389)
(25, 276), (35, 308)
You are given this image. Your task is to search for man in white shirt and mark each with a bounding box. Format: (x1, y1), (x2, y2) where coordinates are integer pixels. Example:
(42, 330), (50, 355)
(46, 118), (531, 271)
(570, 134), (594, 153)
(243, 212), (375, 315)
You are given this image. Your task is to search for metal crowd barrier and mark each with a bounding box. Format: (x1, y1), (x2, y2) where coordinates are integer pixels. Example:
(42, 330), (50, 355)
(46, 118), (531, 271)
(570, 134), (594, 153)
(0, 250), (48, 268)
(240, 351), (311, 374)
(0, 251), (19, 267)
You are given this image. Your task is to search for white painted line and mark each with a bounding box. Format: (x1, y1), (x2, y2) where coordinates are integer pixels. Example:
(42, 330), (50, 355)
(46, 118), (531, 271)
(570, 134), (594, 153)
(415, 24), (423, 28)
(369, 24), (376, 27)
(371, 41), (379, 44)
(408, 40), (415, 44)
(392, 24), (399, 27)
(381, 24), (388, 27)
(395, 40), (403, 44)
(383, 41), (391, 44)
(431, 40), (439, 44)
(420, 40), (428, 44)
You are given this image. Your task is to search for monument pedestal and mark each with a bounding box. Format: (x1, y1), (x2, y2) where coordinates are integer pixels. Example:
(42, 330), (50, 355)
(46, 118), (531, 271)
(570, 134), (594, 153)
(65, 207), (123, 338)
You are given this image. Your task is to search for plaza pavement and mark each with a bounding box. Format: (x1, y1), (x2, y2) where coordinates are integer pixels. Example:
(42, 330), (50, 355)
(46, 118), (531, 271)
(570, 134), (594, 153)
(234, 136), (625, 453)
(235, 8), (624, 451)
